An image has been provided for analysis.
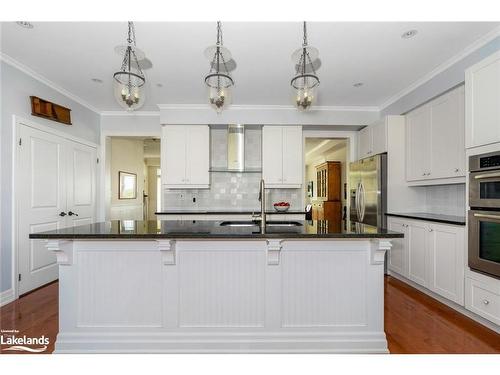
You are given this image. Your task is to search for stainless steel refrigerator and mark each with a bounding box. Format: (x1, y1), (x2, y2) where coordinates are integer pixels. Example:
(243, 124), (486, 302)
(349, 154), (387, 228)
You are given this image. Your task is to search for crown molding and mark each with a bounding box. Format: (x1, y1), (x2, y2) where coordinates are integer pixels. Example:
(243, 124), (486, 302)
(157, 104), (379, 112)
(379, 25), (500, 111)
(0, 52), (101, 114)
(100, 110), (160, 117)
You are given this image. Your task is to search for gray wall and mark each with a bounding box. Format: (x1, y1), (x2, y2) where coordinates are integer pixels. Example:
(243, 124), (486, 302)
(381, 36), (500, 116)
(0, 61), (100, 293)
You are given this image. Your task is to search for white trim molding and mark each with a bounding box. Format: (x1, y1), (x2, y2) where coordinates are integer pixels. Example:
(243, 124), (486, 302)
(101, 111), (160, 117)
(0, 52), (100, 114)
(46, 240), (73, 266)
(158, 104), (379, 126)
(0, 288), (15, 307)
(380, 26), (500, 111)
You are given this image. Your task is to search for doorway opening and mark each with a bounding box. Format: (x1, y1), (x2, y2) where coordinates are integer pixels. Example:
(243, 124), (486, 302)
(304, 138), (348, 231)
(105, 137), (161, 220)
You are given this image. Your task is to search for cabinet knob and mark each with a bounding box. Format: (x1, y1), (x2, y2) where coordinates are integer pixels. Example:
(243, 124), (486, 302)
(454, 168), (459, 173)
(428, 228), (433, 232)
(483, 299), (490, 305)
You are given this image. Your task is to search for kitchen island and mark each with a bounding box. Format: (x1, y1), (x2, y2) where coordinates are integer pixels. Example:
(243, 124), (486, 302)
(30, 219), (403, 353)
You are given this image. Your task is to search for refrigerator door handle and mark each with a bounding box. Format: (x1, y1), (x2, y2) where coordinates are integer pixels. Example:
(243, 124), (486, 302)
(355, 183), (361, 220)
(359, 182), (366, 222)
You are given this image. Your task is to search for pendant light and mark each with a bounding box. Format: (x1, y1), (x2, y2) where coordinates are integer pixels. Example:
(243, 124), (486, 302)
(291, 21), (320, 111)
(204, 21), (234, 113)
(113, 22), (146, 111)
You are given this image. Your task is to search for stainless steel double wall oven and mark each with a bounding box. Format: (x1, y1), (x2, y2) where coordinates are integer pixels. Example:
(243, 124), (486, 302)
(468, 151), (500, 278)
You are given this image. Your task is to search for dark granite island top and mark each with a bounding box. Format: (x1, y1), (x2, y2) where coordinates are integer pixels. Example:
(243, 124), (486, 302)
(385, 212), (466, 226)
(30, 219), (403, 240)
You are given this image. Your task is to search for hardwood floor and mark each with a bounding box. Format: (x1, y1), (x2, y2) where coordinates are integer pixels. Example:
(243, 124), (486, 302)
(385, 276), (500, 353)
(1, 276), (499, 354)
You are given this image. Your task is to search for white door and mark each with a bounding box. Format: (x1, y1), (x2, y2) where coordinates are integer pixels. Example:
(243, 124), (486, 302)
(387, 218), (407, 277)
(406, 104), (431, 181)
(262, 126), (283, 185)
(407, 221), (429, 287)
(162, 125), (187, 185)
(282, 126), (303, 185)
(428, 224), (465, 304)
(66, 140), (97, 226)
(358, 126), (372, 159)
(17, 125), (66, 294)
(186, 125), (210, 186)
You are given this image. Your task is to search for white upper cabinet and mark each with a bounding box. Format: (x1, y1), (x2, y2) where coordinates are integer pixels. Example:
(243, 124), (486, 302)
(406, 104), (432, 181)
(465, 50), (500, 149)
(357, 119), (388, 160)
(162, 125), (210, 189)
(262, 125), (302, 188)
(405, 85), (465, 184)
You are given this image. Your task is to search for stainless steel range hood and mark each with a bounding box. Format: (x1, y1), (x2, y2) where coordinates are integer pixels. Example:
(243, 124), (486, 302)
(227, 124), (245, 171)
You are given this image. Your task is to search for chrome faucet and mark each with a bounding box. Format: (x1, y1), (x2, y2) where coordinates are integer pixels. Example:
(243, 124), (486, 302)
(258, 178), (266, 232)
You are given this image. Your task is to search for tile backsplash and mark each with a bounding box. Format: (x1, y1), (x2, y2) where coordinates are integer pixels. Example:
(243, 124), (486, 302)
(163, 127), (303, 211)
(423, 184), (466, 216)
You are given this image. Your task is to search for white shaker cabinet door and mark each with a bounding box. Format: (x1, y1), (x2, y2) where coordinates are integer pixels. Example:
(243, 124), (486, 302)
(428, 224), (465, 305)
(387, 218), (408, 277)
(406, 104), (431, 181)
(429, 87), (465, 179)
(262, 126), (284, 185)
(282, 126), (303, 186)
(465, 50), (500, 148)
(162, 125), (187, 185)
(186, 125), (210, 186)
(407, 221), (429, 288)
(371, 120), (388, 156)
(357, 126), (372, 159)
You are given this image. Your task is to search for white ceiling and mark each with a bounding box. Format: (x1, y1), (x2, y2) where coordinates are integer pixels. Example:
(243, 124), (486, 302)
(1, 21), (499, 112)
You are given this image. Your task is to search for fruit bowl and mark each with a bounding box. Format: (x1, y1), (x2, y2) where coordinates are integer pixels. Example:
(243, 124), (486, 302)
(273, 202), (290, 212)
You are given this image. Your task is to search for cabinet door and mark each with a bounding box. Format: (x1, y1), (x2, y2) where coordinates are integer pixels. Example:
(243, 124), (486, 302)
(371, 120), (388, 156)
(465, 50), (500, 148)
(387, 218), (407, 277)
(358, 126), (372, 159)
(406, 104), (431, 181)
(428, 224), (464, 304)
(429, 87), (465, 179)
(262, 126), (284, 185)
(282, 126), (303, 185)
(407, 221), (429, 287)
(162, 125), (187, 185)
(186, 125), (210, 186)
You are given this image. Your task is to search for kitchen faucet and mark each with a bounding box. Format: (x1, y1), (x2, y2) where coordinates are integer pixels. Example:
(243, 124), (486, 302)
(258, 178), (266, 232)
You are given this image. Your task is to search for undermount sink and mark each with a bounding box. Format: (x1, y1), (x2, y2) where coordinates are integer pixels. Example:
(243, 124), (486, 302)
(219, 220), (302, 227)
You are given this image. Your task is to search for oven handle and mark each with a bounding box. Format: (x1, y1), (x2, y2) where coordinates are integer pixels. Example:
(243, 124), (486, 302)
(473, 171), (500, 179)
(474, 213), (500, 220)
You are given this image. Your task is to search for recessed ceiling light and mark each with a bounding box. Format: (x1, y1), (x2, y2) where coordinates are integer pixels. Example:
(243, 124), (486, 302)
(353, 82), (364, 87)
(156, 83), (163, 88)
(401, 29), (418, 39)
(91, 78), (103, 83)
(16, 21), (34, 29)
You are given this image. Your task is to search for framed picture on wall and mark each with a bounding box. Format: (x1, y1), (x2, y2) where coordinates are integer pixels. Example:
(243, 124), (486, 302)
(307, 181), (314, 197)
(119, 171), (137, 199)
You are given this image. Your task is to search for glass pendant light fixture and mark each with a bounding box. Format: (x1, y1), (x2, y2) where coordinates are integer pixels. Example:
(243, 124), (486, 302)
(113, 22), (146, 111)
(204, 21), (234, 113)
(291, 21), (320, 111)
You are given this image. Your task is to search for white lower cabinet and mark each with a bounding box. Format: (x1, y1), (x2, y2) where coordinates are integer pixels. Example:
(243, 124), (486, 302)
(387, 218), (408, 277)
(387, 217), (465, 305)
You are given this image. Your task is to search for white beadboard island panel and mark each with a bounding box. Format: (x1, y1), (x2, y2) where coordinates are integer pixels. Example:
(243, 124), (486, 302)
(49, 238), (390, 353)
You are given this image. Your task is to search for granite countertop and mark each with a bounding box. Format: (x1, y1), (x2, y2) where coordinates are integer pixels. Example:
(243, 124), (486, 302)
(385, 212), (466, 226)
(29, 220), (403, 240)
(155, 210), (307, 215)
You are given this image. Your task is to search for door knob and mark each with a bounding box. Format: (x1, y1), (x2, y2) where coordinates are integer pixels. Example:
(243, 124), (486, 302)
(59, 212), (67, 217)
(68, 211), (79, 216)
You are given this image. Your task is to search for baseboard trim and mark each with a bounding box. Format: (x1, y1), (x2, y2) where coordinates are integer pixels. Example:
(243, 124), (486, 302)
(0, 288), (15, 307)
(388, 272), (500, 334)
